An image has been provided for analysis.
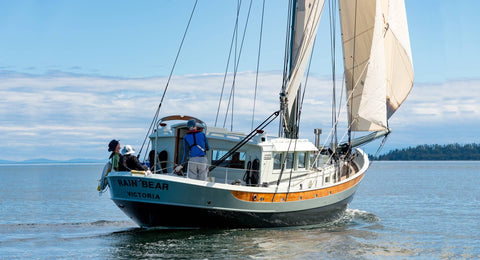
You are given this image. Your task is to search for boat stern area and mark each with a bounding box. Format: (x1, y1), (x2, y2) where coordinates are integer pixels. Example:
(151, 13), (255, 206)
(102, 119), (370, 227)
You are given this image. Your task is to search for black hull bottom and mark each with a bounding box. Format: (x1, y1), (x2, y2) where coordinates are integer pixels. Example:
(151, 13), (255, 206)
(113, 195), (355, 228)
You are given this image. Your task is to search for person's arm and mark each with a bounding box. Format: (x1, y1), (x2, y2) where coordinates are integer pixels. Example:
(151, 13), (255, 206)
(133, 156), (148, 171)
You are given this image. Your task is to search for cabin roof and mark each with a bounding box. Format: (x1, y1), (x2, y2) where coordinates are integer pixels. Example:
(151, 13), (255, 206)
(260, 138), (318, 152)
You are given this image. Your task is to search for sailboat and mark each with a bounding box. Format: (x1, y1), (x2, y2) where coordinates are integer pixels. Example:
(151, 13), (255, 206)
(99, 0), (413, 228)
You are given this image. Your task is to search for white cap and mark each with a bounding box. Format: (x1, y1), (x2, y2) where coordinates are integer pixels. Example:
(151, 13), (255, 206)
(121, 145), (135, 155)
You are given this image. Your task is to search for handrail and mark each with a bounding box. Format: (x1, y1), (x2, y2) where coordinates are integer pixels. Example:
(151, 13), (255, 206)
(158, 115), (207, 131)
(179, 161), (246, 184)
(159, 115), (204, 125)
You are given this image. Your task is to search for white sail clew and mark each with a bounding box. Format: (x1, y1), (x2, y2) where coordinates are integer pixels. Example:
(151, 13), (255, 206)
(285, 0), (325, 116)
(339, 0), (414, 131)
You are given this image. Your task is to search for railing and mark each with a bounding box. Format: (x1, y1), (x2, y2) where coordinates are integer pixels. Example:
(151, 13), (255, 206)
(150, 160), (248, 185)
(147, 159), (349, 189)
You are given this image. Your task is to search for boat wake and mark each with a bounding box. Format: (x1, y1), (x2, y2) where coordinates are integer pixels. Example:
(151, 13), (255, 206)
(0, 220), (134, 229)
(342, 208), (380, 224)
(294, 208), (380, 232)
(0, 220), (137, 245)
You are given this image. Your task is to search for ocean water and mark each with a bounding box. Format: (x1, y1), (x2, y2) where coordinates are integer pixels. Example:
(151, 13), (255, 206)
(0, 161), (479, 259)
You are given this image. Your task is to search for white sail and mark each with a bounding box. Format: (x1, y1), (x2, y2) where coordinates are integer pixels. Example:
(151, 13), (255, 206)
(285, 0), (325, 115)
(339, 0), (414, 131)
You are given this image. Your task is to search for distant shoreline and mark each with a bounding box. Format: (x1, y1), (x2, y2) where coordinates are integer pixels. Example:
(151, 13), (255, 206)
(0, 159), (105, 165)
(3, 143), (479, 164)
(0, 162), (105, 166)
(370, 143), (480, 161)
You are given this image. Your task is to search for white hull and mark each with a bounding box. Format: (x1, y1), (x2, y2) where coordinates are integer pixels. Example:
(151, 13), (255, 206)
(106, 148), (369, 228)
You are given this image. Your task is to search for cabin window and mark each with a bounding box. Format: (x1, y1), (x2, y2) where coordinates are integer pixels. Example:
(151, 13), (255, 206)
(310, 152), (315, 168)
(297, 152), (306, 168)
(285, 153), (294, 169)
(211, 150), (246, 169)
(273, 153), (282, 170)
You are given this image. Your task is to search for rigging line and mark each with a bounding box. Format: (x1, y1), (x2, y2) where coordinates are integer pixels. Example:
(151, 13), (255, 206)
(311, 62), (370, 167)
(281, 1), (322, 136)
(231, 82), (234, 131)
(285, 1), (322, 86)
(329, 0), (338, 146)
(292, 33), (325, 181)
(281, 0), (323, 137)
(285, 36), (316, 200)
(226, 0), (240, 130)
(215, 0), (243, 127)
(370, 134), (389, 167)
(223, 79), (235, 128)
(286, 0), (323, 82)
(138, 0), (198, 157)
(309, 117), (357, 181)
(276, 42), (315, 200)
(282, 0), (294, 91)
(284, 110), (300, 200)
(222, 0), (254, 129)
(251, 0), (265, 131)
(332, 3), (343, 186)
(336, 72), (345, 126)
(141, 139), (151, 163)
(231, 0), (239, 131)
(209, 110), (279, 172)
(348, 0), (358, 147)
(329, 10), (391, 139)
(272, 137), (294, 202)
(273, 107), (301, 200)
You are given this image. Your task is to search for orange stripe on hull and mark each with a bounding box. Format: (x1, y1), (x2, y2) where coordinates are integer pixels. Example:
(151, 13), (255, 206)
(231, 173), (364, 202)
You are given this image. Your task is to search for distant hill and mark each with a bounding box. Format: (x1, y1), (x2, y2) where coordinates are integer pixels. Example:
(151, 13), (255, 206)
(0, 159), (15, 164)
(0, 158), (105, 164)
(372, 143), (480, 160)
(64, 158), (106, 164)
(21, 158), (59, 164)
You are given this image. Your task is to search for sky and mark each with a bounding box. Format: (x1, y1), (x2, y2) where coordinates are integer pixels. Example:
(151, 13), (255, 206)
(1, 0), (479, 162)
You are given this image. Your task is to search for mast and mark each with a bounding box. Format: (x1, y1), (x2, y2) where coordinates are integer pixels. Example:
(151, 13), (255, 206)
(280, 0), (325, 138)
(286, 0), (299, 139)
(279, 0), (296, 138)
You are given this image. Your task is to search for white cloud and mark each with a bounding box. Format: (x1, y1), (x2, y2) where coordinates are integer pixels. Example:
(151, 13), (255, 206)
(390, 79), (480, 125)
(1, 71), (479, 161)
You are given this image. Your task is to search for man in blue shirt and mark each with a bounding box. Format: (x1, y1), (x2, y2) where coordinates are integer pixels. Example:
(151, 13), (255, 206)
(177, 119), (210, 180)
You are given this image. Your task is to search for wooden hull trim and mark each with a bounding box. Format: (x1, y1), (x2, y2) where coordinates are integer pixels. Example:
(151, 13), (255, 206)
(231, 172), (364, 202)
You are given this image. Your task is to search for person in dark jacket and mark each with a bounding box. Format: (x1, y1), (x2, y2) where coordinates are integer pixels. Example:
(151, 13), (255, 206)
(176, 119), (209, 180)
(120, 145), (149, 172)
